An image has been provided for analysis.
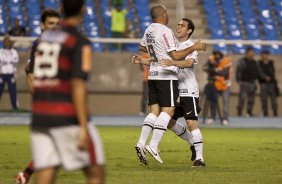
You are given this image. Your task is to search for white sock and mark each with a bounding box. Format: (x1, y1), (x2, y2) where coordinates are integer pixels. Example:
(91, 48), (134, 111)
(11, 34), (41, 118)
(149, 112), (171, 149)
(191, 128), (204, 161)
(138, 113), (157, 146)
(169, 120), (194, 146)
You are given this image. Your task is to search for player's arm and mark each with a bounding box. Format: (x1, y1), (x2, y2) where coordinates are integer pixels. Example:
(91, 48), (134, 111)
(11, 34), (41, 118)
(139, 45), (148, 53)
(132, 54), (152, 65)
(71, 43), (92, 150)
(26, 41), (38, 94)
(161, 58), (195, 68)
(169, 41), (206, 61)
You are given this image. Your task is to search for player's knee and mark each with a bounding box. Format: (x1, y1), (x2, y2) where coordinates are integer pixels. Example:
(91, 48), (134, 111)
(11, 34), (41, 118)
(149, 104), (160, 116)
(187, 120), (198, 131)
(161, 107), (175, 117)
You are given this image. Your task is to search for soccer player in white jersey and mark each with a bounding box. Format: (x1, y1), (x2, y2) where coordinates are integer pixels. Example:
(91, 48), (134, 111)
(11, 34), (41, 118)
(162, 18), (205, 167)
(134, 4), (207, 165)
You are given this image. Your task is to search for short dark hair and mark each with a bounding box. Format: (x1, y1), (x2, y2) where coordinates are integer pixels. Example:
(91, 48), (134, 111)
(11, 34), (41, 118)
(41, 9), (60, 23)
(150, 5), (166, 20)
(182, 18), (195, 37)
(260, 49), (270, 54)
(61, 0), (85, 18)
(246, 46), (254, 53)
(213, 50), (223, 58)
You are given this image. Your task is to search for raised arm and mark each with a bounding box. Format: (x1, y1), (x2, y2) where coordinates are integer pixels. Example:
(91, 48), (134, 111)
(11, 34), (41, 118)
(169, 41), (207, 61)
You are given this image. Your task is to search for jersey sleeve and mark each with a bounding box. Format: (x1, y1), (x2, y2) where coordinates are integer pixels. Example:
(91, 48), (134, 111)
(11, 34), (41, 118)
(187, 51), (198, 64)
(71, 39), (91, 80)
(140, 33), (146, 47)
(162, 28), (177, 53)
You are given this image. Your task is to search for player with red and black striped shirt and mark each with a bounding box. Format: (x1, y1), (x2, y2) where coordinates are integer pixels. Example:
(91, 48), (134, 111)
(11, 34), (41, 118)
(15, 9), (60, 184)
(30, 0), (105, 183)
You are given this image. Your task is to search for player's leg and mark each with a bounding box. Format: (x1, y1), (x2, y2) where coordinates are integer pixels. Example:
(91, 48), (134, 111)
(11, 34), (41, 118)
(167, 106), (195, 161)
(35, 167), (58, 184)
(15, 161), (34, 184)
(135, 104), (159, 165)
(135, 80), (160, 165)
(51, 124), (105, 182)
(31, 130), (61, 184)
(260, 83), (268, 116)
(146, 80), (179, 164)
(183, 97), (205, 167)
(83, 165), (105, 184)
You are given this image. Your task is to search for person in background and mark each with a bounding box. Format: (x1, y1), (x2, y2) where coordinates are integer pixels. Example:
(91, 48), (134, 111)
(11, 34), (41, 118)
(109, 0), (132, 50)
(9, 19), (26, 36)
(203, 51), (232, 125)
(236, 47), (259, 117)
(257, 50), (278, 116)
(0, 34), (19, 110)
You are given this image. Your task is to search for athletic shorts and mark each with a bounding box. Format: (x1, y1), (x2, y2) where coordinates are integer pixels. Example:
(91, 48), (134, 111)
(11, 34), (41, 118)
(31, 123), (105, 171)
(172, 96), (202, 120)
(148, 80), (179, 107)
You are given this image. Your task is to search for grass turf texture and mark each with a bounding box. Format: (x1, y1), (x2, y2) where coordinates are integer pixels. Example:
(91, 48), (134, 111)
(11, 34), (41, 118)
(0, 126), (282, 184)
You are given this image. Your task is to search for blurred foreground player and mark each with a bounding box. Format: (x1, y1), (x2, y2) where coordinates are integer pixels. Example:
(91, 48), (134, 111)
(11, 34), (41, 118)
(30, 0), (105, 183)
(15, 9), (60, 184)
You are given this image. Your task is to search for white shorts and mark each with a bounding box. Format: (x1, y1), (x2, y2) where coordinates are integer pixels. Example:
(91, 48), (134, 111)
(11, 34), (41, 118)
(31, 123), (105, 171)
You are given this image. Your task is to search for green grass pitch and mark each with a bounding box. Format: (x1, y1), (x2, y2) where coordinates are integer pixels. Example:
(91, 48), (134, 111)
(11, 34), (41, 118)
(1, 126), (282, 184)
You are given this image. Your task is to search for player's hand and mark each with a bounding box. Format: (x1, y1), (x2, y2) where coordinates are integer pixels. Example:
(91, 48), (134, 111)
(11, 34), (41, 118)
(131, 54), (142, 64)
(194, 41), (207, 51)
(78, 126), (90, 151)
(161, 59), (173, 66)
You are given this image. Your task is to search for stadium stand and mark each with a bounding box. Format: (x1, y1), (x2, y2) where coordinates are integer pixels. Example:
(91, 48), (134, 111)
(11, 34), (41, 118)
(0, 0), (151, 52)
(0, 0), (281, 54)
(204, 0), (282, 54)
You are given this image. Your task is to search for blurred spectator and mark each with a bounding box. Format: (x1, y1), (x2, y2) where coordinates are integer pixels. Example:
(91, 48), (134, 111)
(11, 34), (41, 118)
(0, 35), (19, 110)
(257, 50), (279, 116)
(9, 19), (26, 36)
(236, 47), (259, 117)
(203, 51), (232, 125)
(109, 0), (132, 50)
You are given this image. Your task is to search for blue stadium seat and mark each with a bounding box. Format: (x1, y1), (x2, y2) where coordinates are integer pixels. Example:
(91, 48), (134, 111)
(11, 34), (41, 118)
(44, 0), (59, 9)
(213, 43), (229, 54)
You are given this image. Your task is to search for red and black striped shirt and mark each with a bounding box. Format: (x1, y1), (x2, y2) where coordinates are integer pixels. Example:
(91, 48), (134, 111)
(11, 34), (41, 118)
(31, 23), (91, 129)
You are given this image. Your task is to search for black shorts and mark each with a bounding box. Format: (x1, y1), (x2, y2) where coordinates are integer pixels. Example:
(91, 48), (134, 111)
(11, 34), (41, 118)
(148, 80), (179, 107)
(172, 97), (202, 120)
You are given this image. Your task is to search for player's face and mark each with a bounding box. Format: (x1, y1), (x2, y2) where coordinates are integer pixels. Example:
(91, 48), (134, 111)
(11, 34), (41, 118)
(42, 17), (60, 31)
(175, 20), (188, 39)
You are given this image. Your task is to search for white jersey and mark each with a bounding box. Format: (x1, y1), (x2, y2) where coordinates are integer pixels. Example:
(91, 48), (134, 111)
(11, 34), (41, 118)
(177, 39), (199, 97)
(0, 48), (19, 74)
(140, 23), (179, 80)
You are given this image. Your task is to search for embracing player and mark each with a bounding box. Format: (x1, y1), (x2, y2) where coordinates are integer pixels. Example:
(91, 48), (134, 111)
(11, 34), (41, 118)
(133, 4), (206, 165)
(163, 18), (205, 167)
(133, 18), (205, 166)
